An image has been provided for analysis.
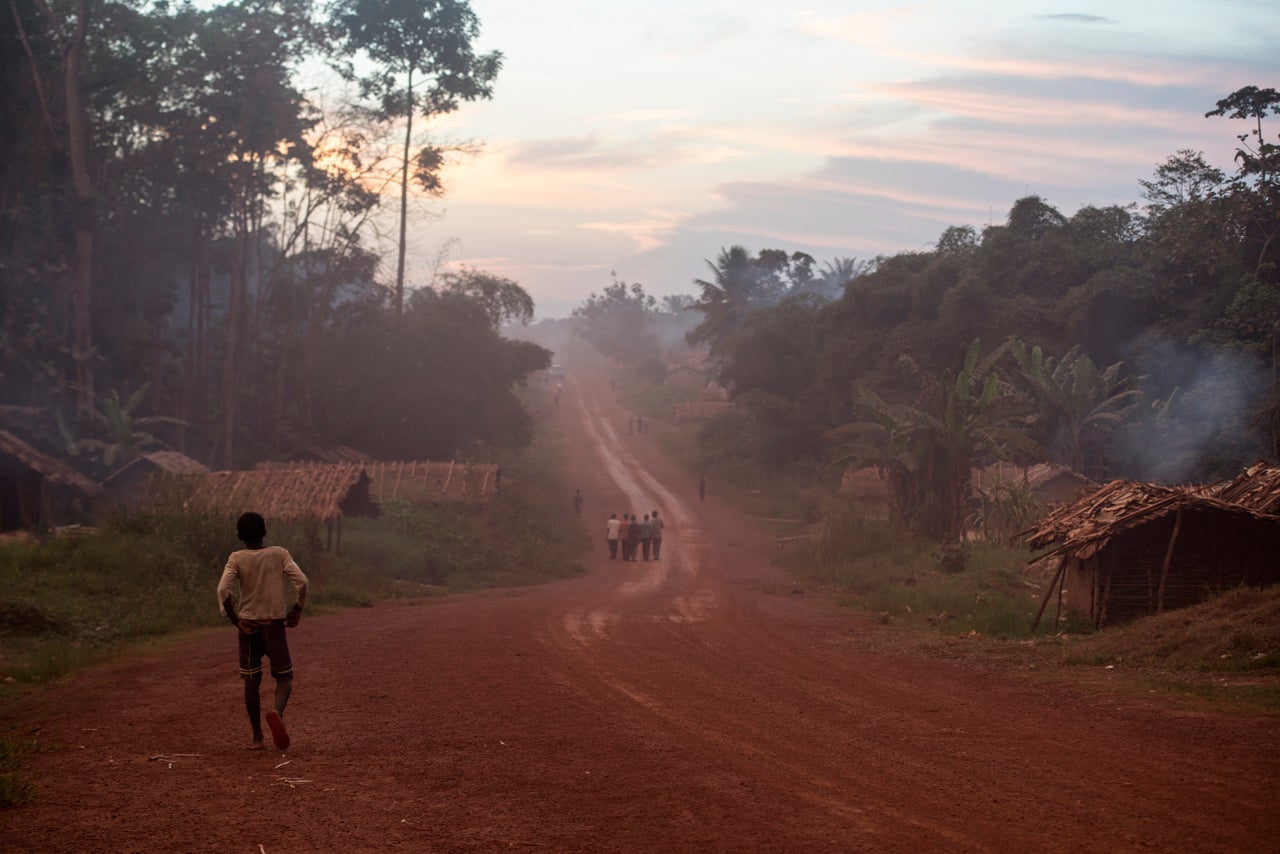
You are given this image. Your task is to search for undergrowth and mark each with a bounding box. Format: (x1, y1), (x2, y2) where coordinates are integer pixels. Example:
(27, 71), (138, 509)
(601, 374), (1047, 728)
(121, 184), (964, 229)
(780, 500), (1042, 639)
(0, 404), (586, 690)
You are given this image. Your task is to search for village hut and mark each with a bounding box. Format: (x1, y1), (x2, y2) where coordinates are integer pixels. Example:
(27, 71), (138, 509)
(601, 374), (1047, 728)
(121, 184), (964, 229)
(661, 350), (714, 391)
(1023, 480), (1280, 629)
(0, 430), (100, 533)
(145, 460), (500, 550)
(839, 466), (891, 519)
(971, 462), (1093, 506)
(1205, 461), (1280, 514)
(100, 450), (210, 512)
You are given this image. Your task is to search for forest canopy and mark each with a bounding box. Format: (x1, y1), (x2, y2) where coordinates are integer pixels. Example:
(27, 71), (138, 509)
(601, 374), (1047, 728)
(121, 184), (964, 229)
(0, 0), (544, 474)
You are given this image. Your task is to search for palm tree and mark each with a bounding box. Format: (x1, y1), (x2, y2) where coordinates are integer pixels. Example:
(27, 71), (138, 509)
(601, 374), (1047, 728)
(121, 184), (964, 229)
(661, 294), (695, 314)
(686, 246), (772, 353)
(798, 256), (868, 297)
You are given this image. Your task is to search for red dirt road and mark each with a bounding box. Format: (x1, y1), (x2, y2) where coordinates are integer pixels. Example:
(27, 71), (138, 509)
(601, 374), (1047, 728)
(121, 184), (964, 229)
(5, 378), (1279, 852)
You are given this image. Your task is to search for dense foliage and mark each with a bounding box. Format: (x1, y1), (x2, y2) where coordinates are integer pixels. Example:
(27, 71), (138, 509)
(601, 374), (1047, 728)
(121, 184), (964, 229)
(675, 89), (1280, 538)
(0, 0), (542, 475)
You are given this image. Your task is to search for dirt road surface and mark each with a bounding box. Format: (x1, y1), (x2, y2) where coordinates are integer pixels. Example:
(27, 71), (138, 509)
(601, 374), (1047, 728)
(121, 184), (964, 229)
(5, 378), (1279, 852)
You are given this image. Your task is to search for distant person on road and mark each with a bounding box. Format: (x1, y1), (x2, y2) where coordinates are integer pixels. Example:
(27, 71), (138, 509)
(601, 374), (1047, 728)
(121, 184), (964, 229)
(573, 488), (583, 517)
(639, 513), (653, 560)
(217, 511), (307, 752)
(618, 514), (631, 561)
(605, 513), (620, 559)
(699, 475), (706, 503)
(626, 513), (642, 561)
(650, 510), (664, 560)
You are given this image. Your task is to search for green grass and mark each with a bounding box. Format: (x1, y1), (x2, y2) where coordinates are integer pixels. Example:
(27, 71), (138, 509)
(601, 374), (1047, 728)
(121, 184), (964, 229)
(780, 507), (1044, 640)
(0, 396), (587, 693)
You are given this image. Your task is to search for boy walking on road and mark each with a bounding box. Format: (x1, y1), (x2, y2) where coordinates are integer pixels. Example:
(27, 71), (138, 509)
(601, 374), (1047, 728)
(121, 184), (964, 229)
(650, 510), (664, 560)
(217, 512), (308, 752)
(605, 513), (620, 559)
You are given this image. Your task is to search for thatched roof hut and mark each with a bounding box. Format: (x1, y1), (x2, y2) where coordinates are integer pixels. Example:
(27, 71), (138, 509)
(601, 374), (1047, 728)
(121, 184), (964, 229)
(101, 450), (210, 510)
(142, 460), (499, 525)
(839, 466), (891, 519)
(0, 430), (99, 532)
(1205, 461), (1280, 514)
(1024, 479), (1280, 628)
(661, 350), (714, 389)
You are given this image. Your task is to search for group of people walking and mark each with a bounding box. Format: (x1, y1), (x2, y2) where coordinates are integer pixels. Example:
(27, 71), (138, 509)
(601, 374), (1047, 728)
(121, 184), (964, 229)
(604, 510), (663, 561)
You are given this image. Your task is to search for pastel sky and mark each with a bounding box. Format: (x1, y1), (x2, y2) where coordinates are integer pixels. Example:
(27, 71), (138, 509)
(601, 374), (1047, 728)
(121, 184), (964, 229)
(396, 0), (1279, 319)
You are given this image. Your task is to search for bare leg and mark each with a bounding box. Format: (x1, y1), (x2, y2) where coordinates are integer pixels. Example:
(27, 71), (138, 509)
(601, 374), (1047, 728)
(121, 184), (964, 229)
(244, 676), (264, 748)
(273, 677), (293, 717)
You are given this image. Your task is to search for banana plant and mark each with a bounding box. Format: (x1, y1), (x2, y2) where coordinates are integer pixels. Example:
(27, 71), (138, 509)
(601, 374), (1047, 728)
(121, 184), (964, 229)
(1010, 339), (1144, 476)
(829, 339), (1037, 540)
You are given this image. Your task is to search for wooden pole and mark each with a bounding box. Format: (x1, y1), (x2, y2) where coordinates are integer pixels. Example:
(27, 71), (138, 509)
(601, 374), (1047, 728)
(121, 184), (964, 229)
(1098, 555), (1113, 629)
(1031, 556), (1068, 632)
(1052, 560), (1067, 627)
(1156, 507), (1183, 614)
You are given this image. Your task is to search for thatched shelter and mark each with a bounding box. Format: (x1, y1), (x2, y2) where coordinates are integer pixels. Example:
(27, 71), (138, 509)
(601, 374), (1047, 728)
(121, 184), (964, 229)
(1206, 461), (1280, 514)
(1024, 480), (1280, 628)
(839, 466), (891, 519)
(132, 459), (499, 549)
(661, 351), (713, 390)
(0, 430), (100, 533)
(972, 462), (1094, 505)
(254, 460), (499, 506)
(101, 450), (210, 511)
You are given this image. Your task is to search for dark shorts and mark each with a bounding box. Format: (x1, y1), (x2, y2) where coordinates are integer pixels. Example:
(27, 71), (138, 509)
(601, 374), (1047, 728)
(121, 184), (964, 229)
(237, 619), (294, 681)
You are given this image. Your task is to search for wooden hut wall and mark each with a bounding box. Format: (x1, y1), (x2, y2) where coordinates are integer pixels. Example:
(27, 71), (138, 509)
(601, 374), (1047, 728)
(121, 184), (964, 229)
(1070, 510), (1280, 627)
(1063, 557), (1094, 620)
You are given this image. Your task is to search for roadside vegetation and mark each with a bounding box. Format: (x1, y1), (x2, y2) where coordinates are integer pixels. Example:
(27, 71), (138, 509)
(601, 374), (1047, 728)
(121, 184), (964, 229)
(0, 412), (586, 692)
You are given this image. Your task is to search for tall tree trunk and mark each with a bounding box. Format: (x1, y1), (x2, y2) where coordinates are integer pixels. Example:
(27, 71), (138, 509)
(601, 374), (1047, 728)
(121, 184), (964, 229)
(61, 0), (95, 415)
(394, 69), (414, 314)
(219, 218), (248, 468)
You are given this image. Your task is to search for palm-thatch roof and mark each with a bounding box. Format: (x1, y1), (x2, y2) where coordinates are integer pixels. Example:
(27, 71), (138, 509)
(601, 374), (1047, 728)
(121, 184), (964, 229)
(1022, 479), (1275, 561)
(1205, 461), (1280, 515)
(148, 460), (500, 523)
(102, 450), (209, 489)
(0, 430), (99, 496)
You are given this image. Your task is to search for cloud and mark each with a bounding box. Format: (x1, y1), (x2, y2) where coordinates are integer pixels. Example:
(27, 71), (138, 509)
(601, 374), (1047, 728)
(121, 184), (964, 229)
(1039, 13), (1114, 24)
(581, 209), (694, 253)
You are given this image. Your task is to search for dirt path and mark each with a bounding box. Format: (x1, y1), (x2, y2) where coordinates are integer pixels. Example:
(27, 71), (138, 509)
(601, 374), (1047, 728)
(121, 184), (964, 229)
(5, 377), (1279, 852)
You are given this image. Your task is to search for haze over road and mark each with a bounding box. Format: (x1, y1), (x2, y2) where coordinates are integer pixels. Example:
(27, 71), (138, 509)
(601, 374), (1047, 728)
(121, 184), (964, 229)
(6, 377), (1278, 851)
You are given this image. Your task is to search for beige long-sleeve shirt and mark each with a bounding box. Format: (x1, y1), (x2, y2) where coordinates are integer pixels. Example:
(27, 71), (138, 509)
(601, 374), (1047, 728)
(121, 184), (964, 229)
(216, 546), (308, 621)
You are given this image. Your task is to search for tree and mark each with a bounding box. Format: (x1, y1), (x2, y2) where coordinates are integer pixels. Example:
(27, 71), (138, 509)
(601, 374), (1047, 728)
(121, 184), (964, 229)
(316, 290), (549, 458)
(1138, 149), (1226, 212)
(571, 275), (659, 365)
(830, 339), (1035, 540)
(329, 0), (502, 313)
(1206, 85), (1280, 186)
(686, 246), (799, 353)
(660, 294), (694, 314)
(13, 0), (99, 415)
(438, 266), (534, 328)
(1010, 340), (1143, 478)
